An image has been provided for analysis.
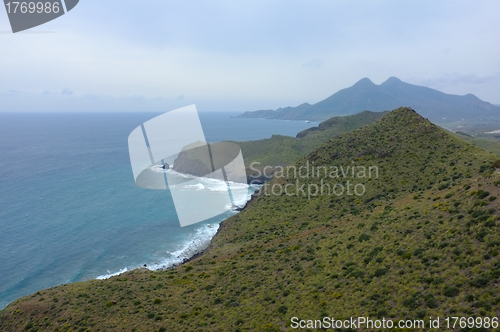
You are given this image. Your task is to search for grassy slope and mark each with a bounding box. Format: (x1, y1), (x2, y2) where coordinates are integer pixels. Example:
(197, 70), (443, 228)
(2, 108), (500, 332)
(236, 111), (388, 181)
(453, 132), (500, 157)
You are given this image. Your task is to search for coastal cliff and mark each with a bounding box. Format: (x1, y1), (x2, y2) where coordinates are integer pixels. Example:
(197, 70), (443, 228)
(2, 108), (500, 331)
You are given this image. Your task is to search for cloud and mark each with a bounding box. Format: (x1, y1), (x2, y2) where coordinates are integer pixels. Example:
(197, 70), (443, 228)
(1, 1), (500, 109)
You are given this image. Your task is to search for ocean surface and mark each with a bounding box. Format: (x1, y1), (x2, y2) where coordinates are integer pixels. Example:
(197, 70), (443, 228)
(0, 111), (316, 309)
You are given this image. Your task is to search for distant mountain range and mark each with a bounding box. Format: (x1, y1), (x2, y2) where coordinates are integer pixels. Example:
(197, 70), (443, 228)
(236, 77), (500, 123)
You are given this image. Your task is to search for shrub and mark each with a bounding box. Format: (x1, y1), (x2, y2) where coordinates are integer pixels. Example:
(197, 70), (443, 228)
(485, 220), (496, 227)
(470, 275), (490, 288)
(374, 267), (389, 277)
(359, 234), (371, 242)
(425, 294), (437, 308)
(476, 190), (490, 199)
(490, 160), (500, 169)
(278, 305), (288, 314)
(416, 310), (427, 319)
(403, 292), (421, 309)
(185, 266), (193, 272)
(153, 298), (162, 304)
(439, 242), (449, 249)
(476, 231), (488, 242)
(443, 286), (459, 297)
(438, 183), (449, 190)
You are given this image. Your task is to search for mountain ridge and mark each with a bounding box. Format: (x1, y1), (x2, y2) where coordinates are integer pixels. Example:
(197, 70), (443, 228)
(236, 77), (500, 124)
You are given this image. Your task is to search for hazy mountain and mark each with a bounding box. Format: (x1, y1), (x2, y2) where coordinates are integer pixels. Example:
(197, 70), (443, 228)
(236, 77), (500, 123)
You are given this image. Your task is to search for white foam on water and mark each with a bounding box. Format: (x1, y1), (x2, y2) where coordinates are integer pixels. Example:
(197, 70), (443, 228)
(96, 267), (129, 280)
(92, 170), (259, 279)
(146, 223), (220, 271)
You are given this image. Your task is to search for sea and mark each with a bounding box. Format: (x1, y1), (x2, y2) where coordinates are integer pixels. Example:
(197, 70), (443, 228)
(0, 111), (315, 310)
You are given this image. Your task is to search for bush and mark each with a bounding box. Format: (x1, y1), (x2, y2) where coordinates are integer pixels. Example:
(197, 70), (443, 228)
(278, 305), (288, 314)
(438, 183), (449, 190)
(476, 190), (490, 199)
(153, 298), (162, 304)
(358, 233), (371, 242)
(425, 294), (437, 308)
(374, 267), (389, 277)
(443, 286), (459, 297)
(403, 292), (421, 309)
(470, 275), (490, 288)
(490, 160), (500, 169)
(416, 310), (427, 319)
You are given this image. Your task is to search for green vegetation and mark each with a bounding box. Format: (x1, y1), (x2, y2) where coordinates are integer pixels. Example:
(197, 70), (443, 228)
(228, 111), (387, 182)
(173, 110), (387, 183)
(453, 132), (500, 157)
(1, 107), (500, 331)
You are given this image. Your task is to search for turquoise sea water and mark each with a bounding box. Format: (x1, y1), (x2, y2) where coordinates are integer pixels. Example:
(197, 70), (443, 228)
(0, 111), (315, 309)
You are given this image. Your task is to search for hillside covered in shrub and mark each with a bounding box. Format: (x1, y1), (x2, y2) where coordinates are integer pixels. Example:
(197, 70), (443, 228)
(1, 108), (500, 332)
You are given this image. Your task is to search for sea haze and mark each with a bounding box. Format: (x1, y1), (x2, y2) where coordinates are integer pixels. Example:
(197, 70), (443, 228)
(0, 111), (317, 309)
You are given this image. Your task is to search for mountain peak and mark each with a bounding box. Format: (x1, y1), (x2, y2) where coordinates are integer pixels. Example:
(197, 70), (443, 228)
(381, 76), (402, 85)
(353, 77), (375, 86)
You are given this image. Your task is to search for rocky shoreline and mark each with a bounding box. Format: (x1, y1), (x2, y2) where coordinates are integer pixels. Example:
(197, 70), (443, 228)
(158, 188), (262, 270)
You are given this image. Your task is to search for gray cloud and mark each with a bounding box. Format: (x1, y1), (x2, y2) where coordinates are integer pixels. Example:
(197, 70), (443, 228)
(1, 0), (500, 109)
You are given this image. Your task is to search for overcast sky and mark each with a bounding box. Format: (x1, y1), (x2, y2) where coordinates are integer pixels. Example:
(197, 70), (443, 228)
(1, 0), (499, 112)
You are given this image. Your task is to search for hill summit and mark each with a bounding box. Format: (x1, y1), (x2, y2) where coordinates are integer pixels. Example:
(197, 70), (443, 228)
(237, 77), (500, 124)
